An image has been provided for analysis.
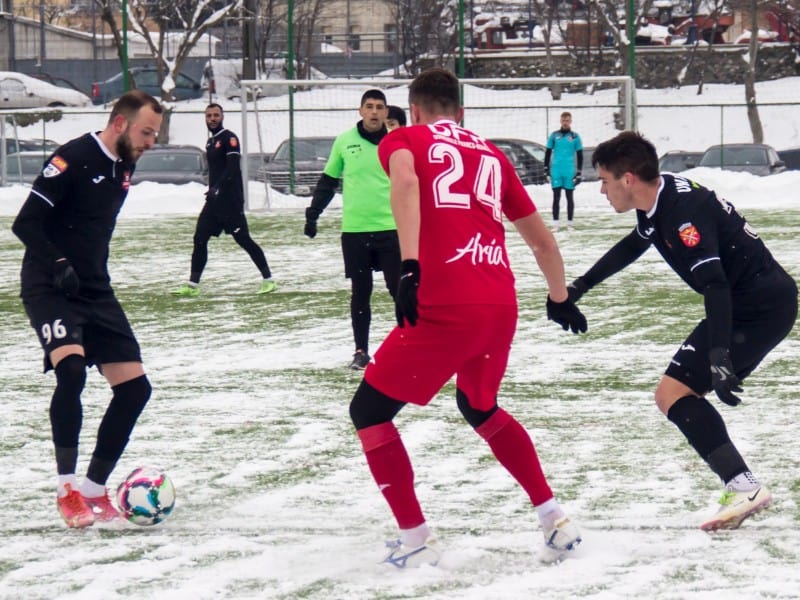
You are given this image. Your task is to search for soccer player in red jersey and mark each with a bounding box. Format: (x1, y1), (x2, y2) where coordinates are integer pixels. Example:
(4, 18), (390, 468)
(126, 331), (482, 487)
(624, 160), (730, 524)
(348, 67), (588, 567)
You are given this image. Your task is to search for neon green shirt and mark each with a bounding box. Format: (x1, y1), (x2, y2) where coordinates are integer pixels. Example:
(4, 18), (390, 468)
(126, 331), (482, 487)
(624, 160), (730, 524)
(323, 126), (395, 233)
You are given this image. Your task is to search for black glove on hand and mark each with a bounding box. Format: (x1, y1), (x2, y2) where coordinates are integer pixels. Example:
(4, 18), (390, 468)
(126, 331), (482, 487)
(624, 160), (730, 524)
(395, 259), (420, 328)
(53, 258), (79, 296)
(304, 207), (319, 238)
(567, 277), (589, 303)
(573, 172), (582, 186)
(205, 186), (219, 199)
(709, 347), (743, 406)
(546, 295), (587, 334)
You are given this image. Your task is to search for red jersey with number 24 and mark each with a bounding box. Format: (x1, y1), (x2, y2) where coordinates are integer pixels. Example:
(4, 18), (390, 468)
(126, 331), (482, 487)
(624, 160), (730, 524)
(378, 120), (537, 307)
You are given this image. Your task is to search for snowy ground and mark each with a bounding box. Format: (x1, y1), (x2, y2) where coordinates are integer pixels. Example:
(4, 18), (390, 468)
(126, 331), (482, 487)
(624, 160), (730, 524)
(0, 79), (799, 599)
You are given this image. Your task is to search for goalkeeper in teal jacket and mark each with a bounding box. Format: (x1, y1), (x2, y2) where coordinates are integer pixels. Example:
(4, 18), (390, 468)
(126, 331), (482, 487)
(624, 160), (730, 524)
(544, 112), (583, 231)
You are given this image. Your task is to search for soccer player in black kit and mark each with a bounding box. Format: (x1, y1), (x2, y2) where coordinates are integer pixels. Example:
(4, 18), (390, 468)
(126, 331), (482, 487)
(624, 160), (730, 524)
(172, 103), (276, 297)
(12, 90), (164, 528)
(569, 131), (797, 531)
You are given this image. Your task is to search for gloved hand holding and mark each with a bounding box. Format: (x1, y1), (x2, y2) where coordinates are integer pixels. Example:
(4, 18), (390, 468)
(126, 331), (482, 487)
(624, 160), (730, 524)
(205, 186), (219, 199)
(53, 258), (80, 296)
(395, 259), (420, 327)
(546, 295), (587, 334)
(573, 171), (582, 186)
(304, 207), (319, 238)
(567, 277), (589, 303)
(709, 347), (743, 406)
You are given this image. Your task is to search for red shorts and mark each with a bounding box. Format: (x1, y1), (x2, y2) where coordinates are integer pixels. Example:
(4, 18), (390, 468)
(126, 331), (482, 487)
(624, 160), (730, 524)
(364, 303), (517, 411)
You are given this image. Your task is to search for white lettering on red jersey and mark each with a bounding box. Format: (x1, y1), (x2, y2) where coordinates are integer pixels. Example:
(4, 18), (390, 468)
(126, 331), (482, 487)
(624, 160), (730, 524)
(379, 120), (537, 306)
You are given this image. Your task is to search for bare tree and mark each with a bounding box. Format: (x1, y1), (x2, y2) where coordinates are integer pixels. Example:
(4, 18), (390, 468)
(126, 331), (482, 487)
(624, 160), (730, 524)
(525, 0), (560, 77)
(290, 0), (326, 79)
(677, 0), (729, 94)
(382, 0), (459, 74)
(95, 0), (243, 142)
(256, 0), (285, 73)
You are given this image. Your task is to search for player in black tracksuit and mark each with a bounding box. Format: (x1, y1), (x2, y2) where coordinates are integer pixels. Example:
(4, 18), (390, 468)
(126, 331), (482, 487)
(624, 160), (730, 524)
(569, 131), (797, 531)
(11, 91), (164, 527)
(172, 103), (275, 296)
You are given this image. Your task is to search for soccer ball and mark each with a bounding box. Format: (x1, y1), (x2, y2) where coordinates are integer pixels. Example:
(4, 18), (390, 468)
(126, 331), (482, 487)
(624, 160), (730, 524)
(116, 466), (176, 526)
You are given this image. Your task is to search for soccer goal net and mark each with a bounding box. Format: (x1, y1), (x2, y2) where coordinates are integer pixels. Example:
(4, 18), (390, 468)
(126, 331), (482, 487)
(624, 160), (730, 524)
(239, 76), (634, 209)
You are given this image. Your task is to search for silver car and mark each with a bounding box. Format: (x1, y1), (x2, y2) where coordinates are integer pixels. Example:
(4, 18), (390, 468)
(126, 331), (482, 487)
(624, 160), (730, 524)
(131, 145), (208, 185)
(698, 143), (786, 176)
(262, 137), (336, 196)
(1, 151), (51, 185)
(0, 71), (92, 108)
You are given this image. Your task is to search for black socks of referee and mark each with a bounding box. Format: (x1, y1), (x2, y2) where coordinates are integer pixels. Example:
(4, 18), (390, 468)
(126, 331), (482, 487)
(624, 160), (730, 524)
(667, 395), (749, 483)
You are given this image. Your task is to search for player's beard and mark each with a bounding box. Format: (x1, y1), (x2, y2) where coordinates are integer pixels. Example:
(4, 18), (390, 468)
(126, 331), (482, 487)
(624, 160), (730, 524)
(116, 131), (138, 163)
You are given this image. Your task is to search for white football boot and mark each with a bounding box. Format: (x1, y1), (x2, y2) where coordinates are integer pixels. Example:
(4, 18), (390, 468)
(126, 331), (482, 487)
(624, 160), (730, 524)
(382, 537), (441, 568)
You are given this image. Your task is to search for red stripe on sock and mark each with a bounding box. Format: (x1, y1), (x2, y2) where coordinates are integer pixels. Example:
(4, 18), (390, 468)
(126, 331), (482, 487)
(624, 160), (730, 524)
(357, 422), (400, 453)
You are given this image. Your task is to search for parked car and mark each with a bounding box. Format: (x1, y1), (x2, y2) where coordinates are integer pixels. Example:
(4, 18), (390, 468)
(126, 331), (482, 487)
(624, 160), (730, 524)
(25, 72), (86, 95)
(581, 146), (599, 181)
(246, 152), (272, 181)
(262, 137), (336, 195)
(658, 150), (704, 173)
(91, 67), (203, 105)
(777, 147), (800, 171)
(697, 143), (786, 176)
(3, 137), (59, 154)
(1, 151), (49, 185)
(0, 71), (92, 108)
(131, 145), (208, 185)
(488, 138), (548, 185)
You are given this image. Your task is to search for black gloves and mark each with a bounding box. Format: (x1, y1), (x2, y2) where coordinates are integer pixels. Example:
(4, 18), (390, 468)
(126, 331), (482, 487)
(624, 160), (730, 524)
(573, 172), (582, 186)
(395, 259), (420, 328)
(709, 347), (743, 406)
(546, 295), (587, 334)
(567, 277), (589, 303)
(304, 207), (319, 238)
(205, 186), (219, 199)
(53, 258), (79, 296)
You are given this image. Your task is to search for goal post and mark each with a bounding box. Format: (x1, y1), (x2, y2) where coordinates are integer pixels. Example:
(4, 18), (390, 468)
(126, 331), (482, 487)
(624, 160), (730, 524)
(239, 75), (635, 209)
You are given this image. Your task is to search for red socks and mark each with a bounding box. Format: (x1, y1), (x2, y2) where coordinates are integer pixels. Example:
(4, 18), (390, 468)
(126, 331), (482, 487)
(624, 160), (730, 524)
(476, 408), (553, 506)
(357, 409), (553, 529)
(357, 422), (425, 529)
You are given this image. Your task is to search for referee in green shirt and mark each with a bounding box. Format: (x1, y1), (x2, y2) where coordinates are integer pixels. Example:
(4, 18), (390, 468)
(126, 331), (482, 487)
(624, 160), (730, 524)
(304, 89), (401, 370)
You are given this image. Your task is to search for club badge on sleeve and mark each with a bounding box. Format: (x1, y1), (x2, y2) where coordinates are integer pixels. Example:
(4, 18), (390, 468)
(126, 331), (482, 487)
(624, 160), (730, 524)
(679, 223), (700, 247)
(42, 155), (68, 178)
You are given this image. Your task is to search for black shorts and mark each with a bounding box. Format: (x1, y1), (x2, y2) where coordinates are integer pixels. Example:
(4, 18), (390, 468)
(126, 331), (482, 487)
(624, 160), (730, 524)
(341, 230), (400, 279)
(196, 207), (249, 238)
(22, 291), (141, 372)
(665, 292), (797, 395)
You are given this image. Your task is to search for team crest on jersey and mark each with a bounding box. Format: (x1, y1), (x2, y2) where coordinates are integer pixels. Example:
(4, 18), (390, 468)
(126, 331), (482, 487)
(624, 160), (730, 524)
(215, 141), (222, 148)
(42, 155), (68, 178)
(678, 223), (700, 247)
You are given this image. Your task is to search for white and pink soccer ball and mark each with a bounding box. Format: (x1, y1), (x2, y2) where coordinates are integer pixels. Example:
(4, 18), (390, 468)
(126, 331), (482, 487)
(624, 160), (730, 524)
(116, 466), (176, 526)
